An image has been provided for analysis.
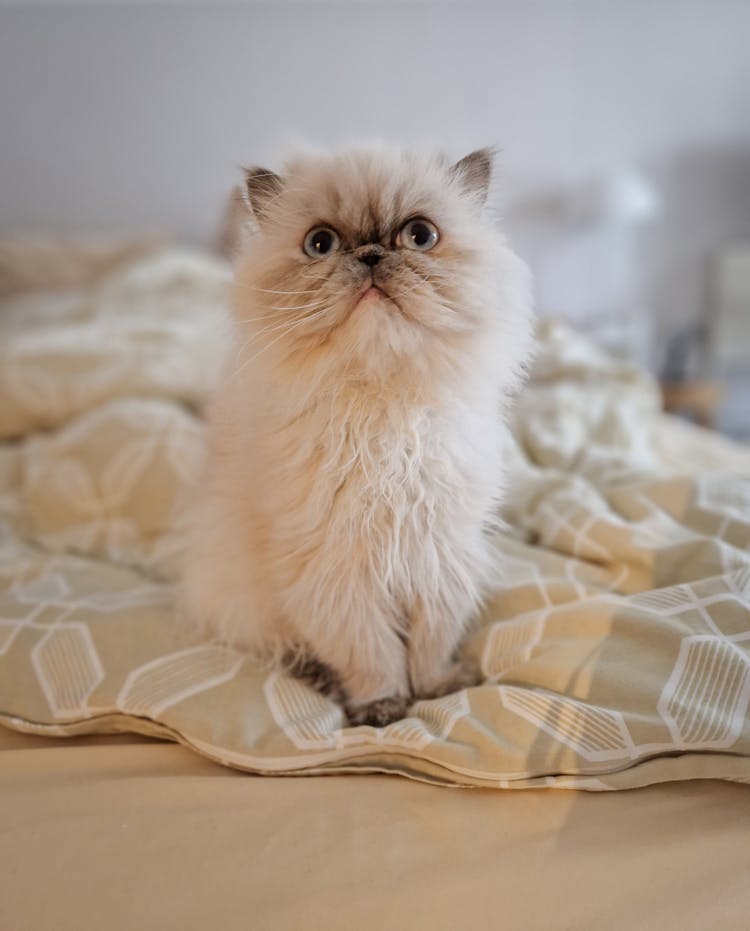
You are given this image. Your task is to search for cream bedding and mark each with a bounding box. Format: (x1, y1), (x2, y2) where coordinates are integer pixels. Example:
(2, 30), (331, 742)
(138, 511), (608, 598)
(1, 245), (749, 789)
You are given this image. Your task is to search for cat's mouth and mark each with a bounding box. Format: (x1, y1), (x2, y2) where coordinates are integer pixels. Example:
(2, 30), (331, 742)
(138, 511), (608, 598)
(352, 281), (405, 317)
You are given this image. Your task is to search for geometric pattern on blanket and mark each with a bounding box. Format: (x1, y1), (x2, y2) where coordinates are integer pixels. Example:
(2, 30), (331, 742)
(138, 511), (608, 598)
(1, 246), (750, 790)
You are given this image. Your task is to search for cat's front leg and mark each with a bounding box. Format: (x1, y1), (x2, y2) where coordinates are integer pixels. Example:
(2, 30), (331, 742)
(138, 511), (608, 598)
(284, 575), (412, 726)
(337, 628), (412, 727)
(407, 597), (481, 700)
(284, 646), (411, 727)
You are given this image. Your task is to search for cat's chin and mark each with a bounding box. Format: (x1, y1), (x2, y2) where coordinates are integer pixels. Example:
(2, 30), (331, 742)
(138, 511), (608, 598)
(329, 294), (423, 374)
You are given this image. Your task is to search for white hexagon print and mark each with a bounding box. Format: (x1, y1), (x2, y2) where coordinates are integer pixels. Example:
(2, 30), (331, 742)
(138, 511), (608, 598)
(411, 689), (471, 738)
(31, 623), (104, 720)
(264, 673), (472, 753)
(482, 613), (545, 679)
(658, 635), (750, 749)
(0, 621), (21, 656)
(117, 646), (244, 717)
(499, 685), (635, 762)
(263, 671), (344, 750)
(395, 689), (472, 749)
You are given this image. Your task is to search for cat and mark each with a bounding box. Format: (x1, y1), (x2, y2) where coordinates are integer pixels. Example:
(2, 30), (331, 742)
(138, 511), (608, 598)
(181, 145), (534, 726)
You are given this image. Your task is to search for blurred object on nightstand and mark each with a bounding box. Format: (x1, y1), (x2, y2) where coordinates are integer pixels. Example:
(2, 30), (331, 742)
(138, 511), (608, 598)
(659, 322), (722, 429)
(660, 379), (723, 429)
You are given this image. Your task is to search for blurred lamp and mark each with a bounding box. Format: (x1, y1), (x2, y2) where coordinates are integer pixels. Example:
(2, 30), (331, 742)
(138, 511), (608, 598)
(562, 171), (660, 228)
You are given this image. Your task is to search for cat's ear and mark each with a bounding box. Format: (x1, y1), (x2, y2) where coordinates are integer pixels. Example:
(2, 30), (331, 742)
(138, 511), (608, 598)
(450, 148), (495, 206)
(242, 166), (284, 223)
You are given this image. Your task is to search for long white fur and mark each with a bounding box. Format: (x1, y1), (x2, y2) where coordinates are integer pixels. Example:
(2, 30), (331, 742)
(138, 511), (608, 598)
(181, 145), (534, 714)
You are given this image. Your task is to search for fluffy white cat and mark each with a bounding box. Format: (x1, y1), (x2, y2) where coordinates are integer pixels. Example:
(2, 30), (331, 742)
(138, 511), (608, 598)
(182, 145), (534, 725)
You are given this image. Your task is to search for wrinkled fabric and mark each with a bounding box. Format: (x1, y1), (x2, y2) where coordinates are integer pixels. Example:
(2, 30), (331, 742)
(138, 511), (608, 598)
(1, 246), (749, 789)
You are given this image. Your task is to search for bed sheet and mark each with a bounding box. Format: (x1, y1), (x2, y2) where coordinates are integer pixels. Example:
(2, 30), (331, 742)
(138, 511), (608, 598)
(1, 242), (750, 791)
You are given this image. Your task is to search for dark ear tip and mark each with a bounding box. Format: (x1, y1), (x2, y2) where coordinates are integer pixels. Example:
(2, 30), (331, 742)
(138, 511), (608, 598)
(242, 166), (283, 220)
(451, 147), (495, 203)
(244, 165), (276, 181)
(243, 166), (282, 193)
(461, 146), (496, 172)
(471, 145), (496, 163)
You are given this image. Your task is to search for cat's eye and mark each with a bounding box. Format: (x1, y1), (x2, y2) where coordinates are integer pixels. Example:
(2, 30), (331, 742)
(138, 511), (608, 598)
(303, 226), (340, 258)
(398, 218), (440, 252)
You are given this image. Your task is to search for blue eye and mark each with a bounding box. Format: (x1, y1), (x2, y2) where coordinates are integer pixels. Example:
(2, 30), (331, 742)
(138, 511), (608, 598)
(398, 218), (439, 251)
(303, 226), (340, 258)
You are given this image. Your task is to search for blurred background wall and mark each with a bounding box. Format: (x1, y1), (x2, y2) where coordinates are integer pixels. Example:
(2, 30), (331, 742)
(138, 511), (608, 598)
(1, 1), (748, 404)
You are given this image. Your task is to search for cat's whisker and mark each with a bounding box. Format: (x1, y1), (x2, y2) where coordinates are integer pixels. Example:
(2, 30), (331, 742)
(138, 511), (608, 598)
(234, 282), (321, 296)
(233, 303), (326, 326)
(388, 276), (429, 302)
(247, 301), (329, 313)
(230, 324), (313, 380)
(229, 307), (331, 378)
(234, 314), (284, 325)
(236, 295), (330, 313)
(234, 303), (333, 330)
(396, 278), (427, 299)
(246, 313), (321, 344)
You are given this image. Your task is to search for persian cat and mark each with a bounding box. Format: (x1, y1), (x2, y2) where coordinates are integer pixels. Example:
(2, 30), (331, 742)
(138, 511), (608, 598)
(182, 145), (533, 726)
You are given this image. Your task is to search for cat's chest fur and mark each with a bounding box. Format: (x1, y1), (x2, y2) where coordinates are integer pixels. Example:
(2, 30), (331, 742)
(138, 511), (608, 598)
(259, 383), (501, 606)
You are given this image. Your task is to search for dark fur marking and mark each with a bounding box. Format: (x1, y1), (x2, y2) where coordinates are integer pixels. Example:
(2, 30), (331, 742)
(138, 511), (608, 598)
(346, 695), (411, 727)
(283, 650), (347, 705)
(451, 148), (494, 204)
(244, 166), (284, 221)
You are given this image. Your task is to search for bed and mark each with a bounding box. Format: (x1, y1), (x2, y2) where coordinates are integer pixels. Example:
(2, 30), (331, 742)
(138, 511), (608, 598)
(2, 724), (749, 931)
(1, 239), (749, 928)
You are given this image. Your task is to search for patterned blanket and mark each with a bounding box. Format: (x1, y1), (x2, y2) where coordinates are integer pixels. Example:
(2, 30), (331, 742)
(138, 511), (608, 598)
(1, 245), (749, 789)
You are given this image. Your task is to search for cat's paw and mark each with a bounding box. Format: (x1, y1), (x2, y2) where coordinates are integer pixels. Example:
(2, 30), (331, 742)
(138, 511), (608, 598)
(346, 695), (411, 727)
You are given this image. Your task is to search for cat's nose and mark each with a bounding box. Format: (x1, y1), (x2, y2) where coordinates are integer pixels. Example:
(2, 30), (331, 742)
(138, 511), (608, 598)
(357, 247), (384, 267)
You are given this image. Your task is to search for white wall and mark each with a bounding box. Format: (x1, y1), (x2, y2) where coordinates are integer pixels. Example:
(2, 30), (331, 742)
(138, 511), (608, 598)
(1, 0), (749, 368)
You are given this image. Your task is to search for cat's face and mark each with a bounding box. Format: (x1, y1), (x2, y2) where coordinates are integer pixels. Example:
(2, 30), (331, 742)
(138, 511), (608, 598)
(233, 146), (529, 382)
